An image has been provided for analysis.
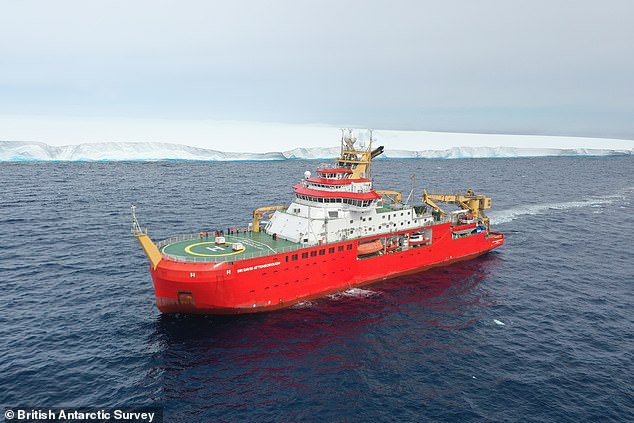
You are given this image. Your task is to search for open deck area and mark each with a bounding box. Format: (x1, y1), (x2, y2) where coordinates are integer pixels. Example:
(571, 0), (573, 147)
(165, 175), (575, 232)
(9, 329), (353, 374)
(158, 231), (300, 263)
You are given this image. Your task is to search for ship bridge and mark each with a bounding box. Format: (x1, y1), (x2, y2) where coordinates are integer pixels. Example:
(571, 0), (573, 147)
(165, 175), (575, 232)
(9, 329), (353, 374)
(264, 129), (434, 245)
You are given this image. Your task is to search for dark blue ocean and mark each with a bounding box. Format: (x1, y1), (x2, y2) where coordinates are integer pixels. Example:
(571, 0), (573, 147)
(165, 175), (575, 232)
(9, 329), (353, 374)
(1, 157), (633, 422)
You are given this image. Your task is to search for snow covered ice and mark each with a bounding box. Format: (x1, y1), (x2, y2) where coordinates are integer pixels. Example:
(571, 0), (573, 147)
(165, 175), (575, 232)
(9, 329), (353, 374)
(1, 140), (630, 162)
(0, 125), (631, 162)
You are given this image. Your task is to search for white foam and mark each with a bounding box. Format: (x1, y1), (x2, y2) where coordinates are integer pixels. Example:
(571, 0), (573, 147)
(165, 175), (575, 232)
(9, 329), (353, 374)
(494, 319), (506, 326)
(291, 301), (314, 309)
(489, 190), (631, 225)
(342, 288), (378, 297)
(328, 287), (379, 300)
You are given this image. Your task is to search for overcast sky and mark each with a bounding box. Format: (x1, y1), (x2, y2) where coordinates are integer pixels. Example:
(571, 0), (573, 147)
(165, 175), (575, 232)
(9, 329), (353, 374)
(1, 0), (633, 147)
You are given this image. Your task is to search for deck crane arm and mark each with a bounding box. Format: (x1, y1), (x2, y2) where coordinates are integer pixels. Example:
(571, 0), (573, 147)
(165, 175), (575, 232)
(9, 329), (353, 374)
(376, 190), (402, 204)
(252, 205), (287, 232)
(422, 189), (492, 231)
(422, 190), (447, 216)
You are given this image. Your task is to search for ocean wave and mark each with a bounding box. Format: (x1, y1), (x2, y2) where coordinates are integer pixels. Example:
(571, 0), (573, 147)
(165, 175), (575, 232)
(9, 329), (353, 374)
(291, 300), (315, 309)
(328, 288), (379, 300)
(489, 188), (633, 224)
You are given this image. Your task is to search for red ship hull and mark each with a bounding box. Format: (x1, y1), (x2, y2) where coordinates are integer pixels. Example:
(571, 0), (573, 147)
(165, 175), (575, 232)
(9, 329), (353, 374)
(148, 223), (504, 314)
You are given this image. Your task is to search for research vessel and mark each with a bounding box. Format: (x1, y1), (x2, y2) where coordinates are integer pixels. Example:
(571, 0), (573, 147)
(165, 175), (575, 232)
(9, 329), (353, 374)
(133, 130), (504, 314)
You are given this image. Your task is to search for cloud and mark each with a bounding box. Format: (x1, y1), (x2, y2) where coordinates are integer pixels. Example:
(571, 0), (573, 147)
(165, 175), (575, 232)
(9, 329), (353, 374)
(1, 1), (633, 138)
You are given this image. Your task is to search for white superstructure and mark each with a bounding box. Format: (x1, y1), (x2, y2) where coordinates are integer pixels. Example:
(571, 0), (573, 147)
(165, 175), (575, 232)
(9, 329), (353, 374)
(265, 130), (435, 245)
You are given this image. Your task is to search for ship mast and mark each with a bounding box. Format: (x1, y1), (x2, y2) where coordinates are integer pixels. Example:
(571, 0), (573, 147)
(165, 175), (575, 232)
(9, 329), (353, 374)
(336, 129), (383, 179)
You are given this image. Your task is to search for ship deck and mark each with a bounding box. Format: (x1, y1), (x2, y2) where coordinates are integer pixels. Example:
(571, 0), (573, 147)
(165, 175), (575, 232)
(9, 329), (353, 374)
(159, 231), (300, 263)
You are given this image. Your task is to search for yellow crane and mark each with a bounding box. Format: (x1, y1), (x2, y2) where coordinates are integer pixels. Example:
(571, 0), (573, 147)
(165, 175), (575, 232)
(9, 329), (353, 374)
(252, 206), (287, 232)
(376, 190), (402, 204)
(422, 189), (492, 231)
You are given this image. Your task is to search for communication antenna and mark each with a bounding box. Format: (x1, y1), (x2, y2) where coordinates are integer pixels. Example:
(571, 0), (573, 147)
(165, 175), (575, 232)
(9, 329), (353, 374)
(405, 174), (416, 206)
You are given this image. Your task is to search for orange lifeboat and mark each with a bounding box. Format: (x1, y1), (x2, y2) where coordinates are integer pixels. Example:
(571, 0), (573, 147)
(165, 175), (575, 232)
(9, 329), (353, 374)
(357, 240), (383, 256)
(386, 241), (399, 252)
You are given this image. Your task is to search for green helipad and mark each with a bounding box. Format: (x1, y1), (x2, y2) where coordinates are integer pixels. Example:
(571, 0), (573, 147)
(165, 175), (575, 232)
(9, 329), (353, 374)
(160, 232), (299, 262)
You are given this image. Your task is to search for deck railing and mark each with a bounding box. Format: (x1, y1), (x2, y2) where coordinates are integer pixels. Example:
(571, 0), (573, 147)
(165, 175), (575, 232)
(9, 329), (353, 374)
(156, 233), (200, 249)
(157, 233), (306, 263)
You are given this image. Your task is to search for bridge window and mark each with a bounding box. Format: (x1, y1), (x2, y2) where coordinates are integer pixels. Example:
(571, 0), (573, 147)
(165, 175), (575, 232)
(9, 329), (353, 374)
(310, 251), (317, 257)
(291, 254), (298, 261)
(302, 252), (308, 259)
(338, 245), (344, 252)
(347, 244), (353, 250)
(319, 249), (325, 256)
(329, 247), (335, 253)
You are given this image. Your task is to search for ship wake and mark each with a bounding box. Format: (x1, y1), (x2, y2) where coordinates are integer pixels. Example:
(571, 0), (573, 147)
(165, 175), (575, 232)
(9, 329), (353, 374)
(328, 288), (380, 300)
(489, 187), (633, 224)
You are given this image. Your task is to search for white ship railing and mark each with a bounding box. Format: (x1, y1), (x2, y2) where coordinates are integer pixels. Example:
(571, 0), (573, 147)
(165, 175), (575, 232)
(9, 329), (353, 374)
(156, 233), (201, 249)
(158, 236), (305, 263)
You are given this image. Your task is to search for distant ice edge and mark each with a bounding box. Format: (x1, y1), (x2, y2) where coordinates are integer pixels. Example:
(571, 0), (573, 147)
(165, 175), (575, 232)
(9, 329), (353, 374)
(0, 141), (631, 162)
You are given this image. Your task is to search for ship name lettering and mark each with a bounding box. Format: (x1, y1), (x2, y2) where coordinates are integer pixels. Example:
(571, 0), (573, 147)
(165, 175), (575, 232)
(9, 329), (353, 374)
(237, 261), (281, 273)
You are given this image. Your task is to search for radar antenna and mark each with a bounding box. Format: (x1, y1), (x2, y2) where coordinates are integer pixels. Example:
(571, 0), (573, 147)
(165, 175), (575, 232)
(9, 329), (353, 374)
(342, 128), (356, 150)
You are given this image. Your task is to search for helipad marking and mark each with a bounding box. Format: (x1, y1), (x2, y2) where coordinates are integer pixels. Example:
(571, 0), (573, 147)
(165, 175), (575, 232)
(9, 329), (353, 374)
(185, 242), (246, 257)
(227, 236), (278, 253)
(205, 245), (225, 252)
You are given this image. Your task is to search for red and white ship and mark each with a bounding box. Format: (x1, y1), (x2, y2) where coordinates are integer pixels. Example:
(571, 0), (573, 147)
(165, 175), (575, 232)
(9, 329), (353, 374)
(133, 130), (504, 314)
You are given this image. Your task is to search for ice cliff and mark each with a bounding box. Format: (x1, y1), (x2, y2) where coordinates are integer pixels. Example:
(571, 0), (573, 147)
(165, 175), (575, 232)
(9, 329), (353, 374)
(0, 141), (631, 162)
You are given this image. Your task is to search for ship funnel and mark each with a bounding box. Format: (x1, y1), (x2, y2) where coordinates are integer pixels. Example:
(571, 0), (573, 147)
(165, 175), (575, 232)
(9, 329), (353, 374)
(371, 146), (384, 159)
